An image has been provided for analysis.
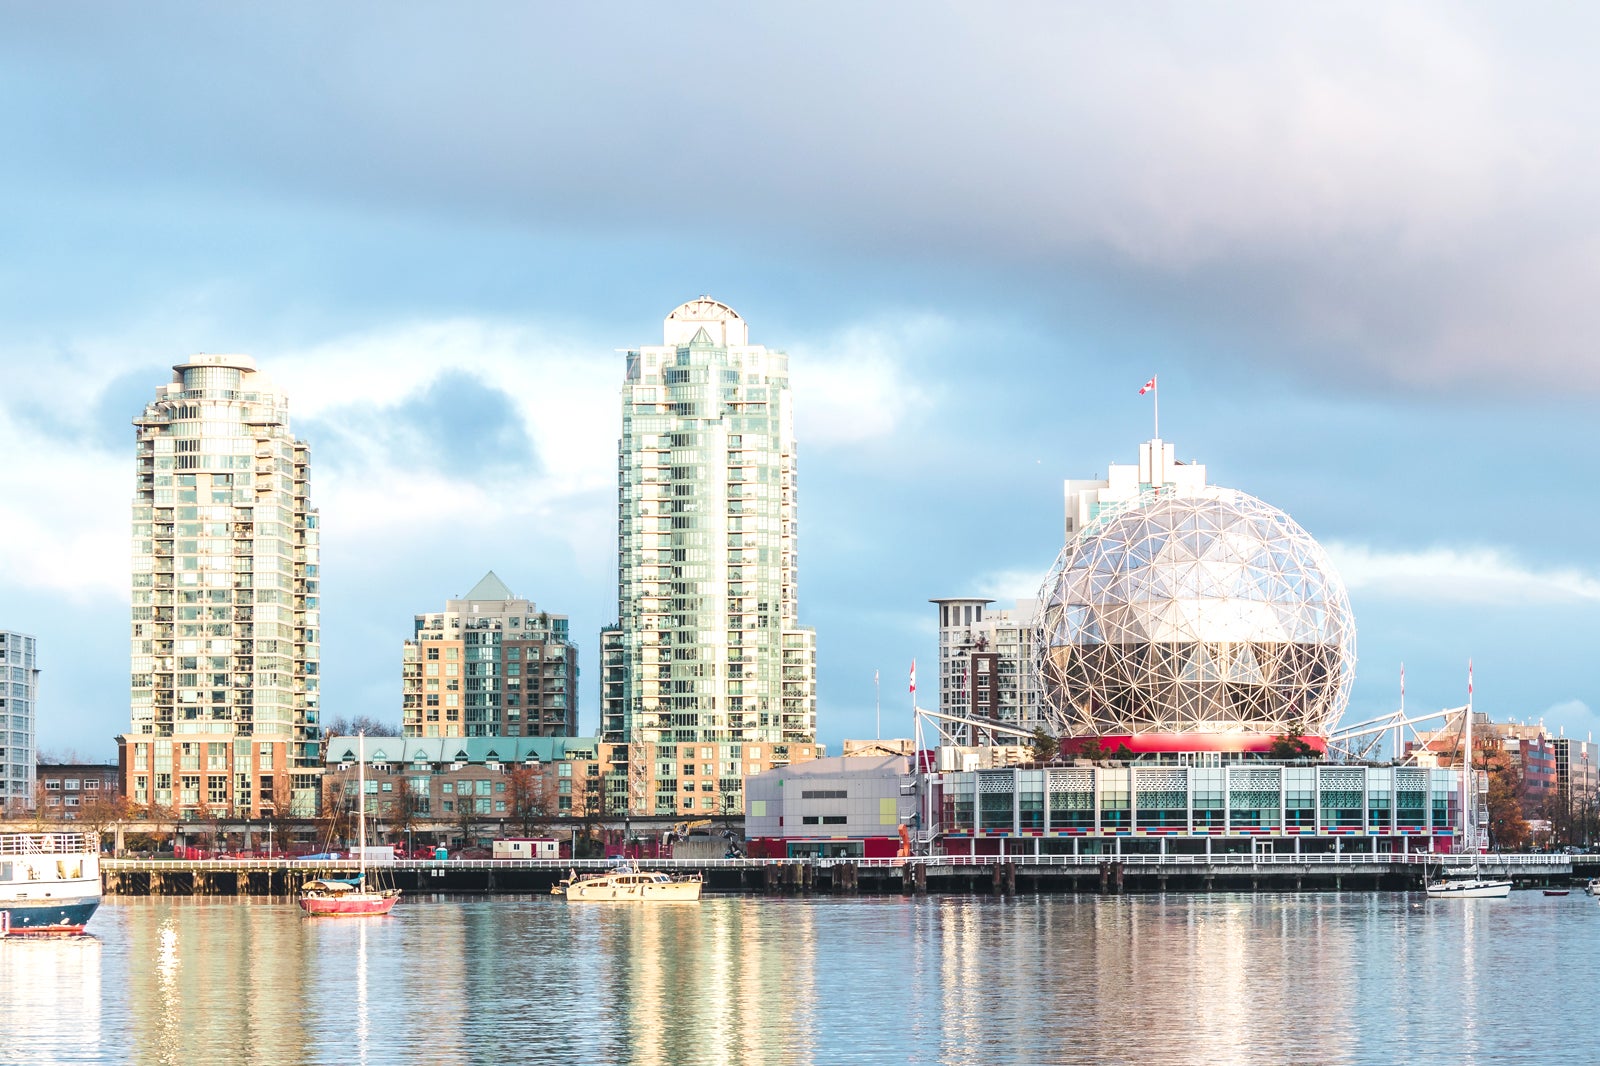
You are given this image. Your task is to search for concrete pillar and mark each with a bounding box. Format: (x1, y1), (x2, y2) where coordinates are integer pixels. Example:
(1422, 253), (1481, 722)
(113, 824), (125, 857)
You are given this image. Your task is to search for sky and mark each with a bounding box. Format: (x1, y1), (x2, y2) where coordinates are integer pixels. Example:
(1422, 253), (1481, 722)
(2, 3), (1598, 759)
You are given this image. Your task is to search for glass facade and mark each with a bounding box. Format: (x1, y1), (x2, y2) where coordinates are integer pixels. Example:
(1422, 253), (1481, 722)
(0, 631), (38, 809)
(602, 299), (816, 811)
(123, 354), (320, 816)
(937, 765), (1463, 846)
(402, 571), (579, 739)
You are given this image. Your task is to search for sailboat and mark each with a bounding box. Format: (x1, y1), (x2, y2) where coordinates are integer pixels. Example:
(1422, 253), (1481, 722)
(299, 733), (401, 917)
(1425, 668), (1510, 901)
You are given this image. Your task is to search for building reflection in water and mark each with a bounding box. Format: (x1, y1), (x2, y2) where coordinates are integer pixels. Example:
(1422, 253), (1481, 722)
(0, 931), (101, 1062)
(0, 892), (1576, 1064)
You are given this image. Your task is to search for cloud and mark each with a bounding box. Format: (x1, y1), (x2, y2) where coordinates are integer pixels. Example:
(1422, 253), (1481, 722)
(9, 6), (1600, 392)
(790, 316), (942, 447)
(1327, 542), (1600, 605)
(971, 569), (1047, 605)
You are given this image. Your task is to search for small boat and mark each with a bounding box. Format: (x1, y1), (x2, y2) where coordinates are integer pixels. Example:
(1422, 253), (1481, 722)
(0, 831), (101, 935)
(1544, 889), (1570, 897)
(1425, 867), (1512, 899)
(299, 733), (400, 918)
(298, 875), (399, 917)
(553, 865), (703, 903)
(1587, 878), (1600, 897)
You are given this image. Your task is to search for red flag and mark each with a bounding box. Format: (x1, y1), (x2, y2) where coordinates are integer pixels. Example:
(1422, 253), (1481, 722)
(1468, 659), (1473, 698)
(1139, 377), (1157, 395)
(909, 660), (917, 694)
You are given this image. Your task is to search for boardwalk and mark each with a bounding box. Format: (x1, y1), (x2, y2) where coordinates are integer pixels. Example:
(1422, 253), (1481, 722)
(101, 852), (1573, 897)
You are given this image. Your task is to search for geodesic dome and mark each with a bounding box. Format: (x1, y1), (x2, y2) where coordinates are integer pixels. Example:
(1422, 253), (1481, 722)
(1035, 488), (1355, 746)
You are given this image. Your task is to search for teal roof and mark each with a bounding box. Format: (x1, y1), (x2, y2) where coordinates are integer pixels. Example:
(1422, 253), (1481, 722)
(463, 570), (515, 601)
(325, 735), (599, 766)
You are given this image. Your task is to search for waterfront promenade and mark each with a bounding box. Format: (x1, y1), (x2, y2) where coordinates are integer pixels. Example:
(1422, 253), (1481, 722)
(100, 851), (1574, 897)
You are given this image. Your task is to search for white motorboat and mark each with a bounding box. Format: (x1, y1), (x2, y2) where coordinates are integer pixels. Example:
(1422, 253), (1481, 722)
(552, 865), (703, 902)
(1586, 877), (1600, 897)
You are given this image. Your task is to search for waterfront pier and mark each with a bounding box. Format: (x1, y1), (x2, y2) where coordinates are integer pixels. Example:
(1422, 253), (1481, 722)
(100, 852), (1571, 898)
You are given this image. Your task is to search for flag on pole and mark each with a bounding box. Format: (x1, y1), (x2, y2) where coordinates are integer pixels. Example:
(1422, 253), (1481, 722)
(1468, 659), (1473, 697)
(909, 660), (917, 694)
(1400, 663), (1405, 698)
(1139, 376), (1157, 395)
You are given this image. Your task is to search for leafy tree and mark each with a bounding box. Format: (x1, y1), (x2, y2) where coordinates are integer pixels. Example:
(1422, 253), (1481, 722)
(1482, 748), (1529, 850)
(1267, 727), (1322, 761)
(1075, 738), (1106, 764)
(1029, 728), (1060, 764)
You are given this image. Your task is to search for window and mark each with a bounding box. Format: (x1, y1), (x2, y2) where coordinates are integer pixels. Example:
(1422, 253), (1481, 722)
(802, 815), (820, 825)
(84, 780), (100, 791)
(800, 790), (847, 800)
(822, 815), (846, 825)
(44, 780), (60, 791)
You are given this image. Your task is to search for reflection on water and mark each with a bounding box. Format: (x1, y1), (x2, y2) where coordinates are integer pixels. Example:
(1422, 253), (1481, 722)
(0, 893), (1593, 1065)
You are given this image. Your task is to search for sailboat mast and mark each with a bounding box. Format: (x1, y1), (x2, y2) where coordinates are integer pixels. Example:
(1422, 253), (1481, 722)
(358, 732), (366, 881)
(1463, 662), (1473, 855)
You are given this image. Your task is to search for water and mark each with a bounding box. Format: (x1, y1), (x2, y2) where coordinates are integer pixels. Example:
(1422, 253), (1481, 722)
(0, 892), (1593, 1065)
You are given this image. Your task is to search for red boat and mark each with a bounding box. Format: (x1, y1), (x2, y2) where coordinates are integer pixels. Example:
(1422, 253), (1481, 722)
(297, 877), (400, 917)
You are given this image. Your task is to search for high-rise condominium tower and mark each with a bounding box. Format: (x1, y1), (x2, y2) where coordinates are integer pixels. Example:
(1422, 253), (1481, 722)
(603, 298), (817, 760)
(0, 631), (38, 810)
(402, 571), (579, 739)
(120, 354), (322, 817)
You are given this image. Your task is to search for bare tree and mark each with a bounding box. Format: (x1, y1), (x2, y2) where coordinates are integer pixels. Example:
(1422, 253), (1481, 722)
(319, 772), (355, 851)
(506, 764), (552, 837)
(387, 780), (425, 852)
(451, 792), (482, 851)
(78, 794), (134, 853)
(323, 716), (403, 738)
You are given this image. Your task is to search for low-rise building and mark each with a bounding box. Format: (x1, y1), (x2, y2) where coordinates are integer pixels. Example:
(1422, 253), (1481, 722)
(323, 734), (824, 825)
(747, 753), (1471, 858)
(36, 763), (122, 820)
(744, 755), (917, 858)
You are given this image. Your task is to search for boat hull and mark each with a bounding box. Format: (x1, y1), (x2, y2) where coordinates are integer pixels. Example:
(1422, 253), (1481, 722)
(1, 896), (100, 935)
(561, 877), (704, 903)
(1425, 881), (1512, 899)
(297, 893), (400, 917)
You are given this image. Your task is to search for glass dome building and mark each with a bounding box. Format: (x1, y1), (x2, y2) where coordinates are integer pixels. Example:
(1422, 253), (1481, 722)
(1036, 472), (1355, 754)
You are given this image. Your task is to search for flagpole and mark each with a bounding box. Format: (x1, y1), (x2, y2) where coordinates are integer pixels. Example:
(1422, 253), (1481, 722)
(875, 669), (881, 741)
(1153, 373), (1159, 439)
(1395, 663), (1404, 763)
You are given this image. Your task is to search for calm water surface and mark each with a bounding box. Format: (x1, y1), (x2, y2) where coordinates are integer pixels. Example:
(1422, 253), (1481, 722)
(0, 891), (1593, 1065)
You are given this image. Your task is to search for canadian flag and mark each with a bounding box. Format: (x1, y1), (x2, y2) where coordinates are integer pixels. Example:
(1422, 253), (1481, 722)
(1139, 376), (1157, 395)
(1468, 659), (1474, 698)
(909, 660), (917, 694)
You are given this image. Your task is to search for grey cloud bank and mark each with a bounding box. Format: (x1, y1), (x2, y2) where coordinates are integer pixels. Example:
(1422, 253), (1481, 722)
(8, 5), (1600, 392)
